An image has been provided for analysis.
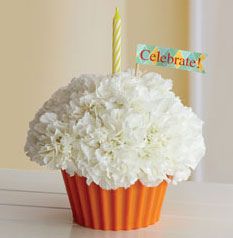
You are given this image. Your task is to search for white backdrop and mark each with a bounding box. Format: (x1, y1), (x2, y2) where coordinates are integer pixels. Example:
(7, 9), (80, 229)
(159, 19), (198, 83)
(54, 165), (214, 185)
(190, 0), (233, 184)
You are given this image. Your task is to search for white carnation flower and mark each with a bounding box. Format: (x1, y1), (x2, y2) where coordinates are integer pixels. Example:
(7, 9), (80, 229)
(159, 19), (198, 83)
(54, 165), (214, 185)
(25, 70), (205, 189)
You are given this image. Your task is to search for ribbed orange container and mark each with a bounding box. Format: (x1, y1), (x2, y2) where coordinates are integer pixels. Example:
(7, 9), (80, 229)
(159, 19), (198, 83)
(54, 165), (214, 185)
(62, 170), (168, 230)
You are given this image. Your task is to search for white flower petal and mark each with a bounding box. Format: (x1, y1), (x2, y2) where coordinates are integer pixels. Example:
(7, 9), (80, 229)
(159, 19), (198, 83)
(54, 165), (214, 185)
(25, 70), (206, 190)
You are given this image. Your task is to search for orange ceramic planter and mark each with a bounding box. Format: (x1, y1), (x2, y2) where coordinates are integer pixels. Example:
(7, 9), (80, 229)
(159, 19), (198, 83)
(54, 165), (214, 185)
(62, 170), (168, 230)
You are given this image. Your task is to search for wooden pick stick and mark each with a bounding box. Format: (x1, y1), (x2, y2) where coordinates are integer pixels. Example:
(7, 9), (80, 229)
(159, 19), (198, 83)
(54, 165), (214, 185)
(135, 63), (139, 77)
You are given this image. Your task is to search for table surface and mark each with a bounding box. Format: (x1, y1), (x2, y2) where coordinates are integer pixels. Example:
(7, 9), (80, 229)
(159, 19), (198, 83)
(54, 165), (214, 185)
(0, 169), (233, 238)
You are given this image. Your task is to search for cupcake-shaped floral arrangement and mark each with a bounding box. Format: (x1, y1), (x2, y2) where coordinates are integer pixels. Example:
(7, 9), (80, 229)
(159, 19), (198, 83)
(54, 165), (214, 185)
(25, 71), (205, 230)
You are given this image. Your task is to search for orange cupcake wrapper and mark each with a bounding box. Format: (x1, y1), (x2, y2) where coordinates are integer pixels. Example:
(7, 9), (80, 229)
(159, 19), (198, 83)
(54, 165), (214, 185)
(62, 170), (168, 230)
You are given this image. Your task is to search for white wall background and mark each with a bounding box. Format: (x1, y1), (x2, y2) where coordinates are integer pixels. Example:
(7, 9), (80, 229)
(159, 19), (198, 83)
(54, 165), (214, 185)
(190, 0), (233, 184)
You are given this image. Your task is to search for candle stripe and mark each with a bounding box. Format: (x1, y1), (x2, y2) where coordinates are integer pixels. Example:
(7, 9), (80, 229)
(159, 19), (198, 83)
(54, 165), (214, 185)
(113, 33), (121, 49)
(113, 41), (121, 58)
(112, 8), (121, 74)
(113, 21), (121, 34)
(113, 28), (121, 49)
(114, 55), (121, 73)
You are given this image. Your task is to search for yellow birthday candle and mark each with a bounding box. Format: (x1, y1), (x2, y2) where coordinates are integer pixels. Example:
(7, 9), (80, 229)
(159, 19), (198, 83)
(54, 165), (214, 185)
(112, 7), (121, 74)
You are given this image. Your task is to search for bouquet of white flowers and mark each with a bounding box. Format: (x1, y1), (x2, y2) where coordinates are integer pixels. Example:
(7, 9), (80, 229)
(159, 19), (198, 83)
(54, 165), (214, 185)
(25, 70), (205, 230)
